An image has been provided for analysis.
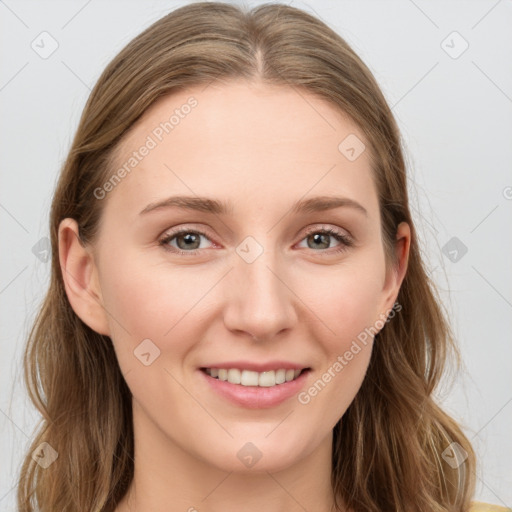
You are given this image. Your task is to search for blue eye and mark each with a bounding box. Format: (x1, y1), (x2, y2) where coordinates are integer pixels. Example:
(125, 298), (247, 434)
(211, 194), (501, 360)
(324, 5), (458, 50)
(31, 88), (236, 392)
(158, 226), (353, 256)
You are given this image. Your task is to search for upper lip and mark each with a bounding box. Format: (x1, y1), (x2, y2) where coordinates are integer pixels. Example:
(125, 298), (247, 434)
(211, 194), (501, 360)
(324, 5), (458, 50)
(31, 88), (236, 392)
(200, 360), (310, 372)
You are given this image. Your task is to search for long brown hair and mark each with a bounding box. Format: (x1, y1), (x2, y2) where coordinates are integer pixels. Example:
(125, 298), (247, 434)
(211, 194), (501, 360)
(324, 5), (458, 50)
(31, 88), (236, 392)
(17, 2), (476, 511)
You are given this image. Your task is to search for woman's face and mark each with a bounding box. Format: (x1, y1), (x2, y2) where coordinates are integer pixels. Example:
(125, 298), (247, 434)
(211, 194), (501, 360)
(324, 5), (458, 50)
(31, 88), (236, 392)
(61, 80), (409, 474)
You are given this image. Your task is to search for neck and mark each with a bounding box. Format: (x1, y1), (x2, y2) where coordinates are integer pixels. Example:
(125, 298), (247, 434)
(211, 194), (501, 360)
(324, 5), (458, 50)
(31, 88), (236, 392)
(116, 400), (341, 512)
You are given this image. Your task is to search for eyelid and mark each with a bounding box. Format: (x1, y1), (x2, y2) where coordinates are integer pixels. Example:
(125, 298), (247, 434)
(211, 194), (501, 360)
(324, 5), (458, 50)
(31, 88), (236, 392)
(300, 224), (352, 242)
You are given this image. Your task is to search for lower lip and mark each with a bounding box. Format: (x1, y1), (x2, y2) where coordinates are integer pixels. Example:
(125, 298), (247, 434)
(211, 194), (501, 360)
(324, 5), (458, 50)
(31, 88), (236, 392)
(199, 369), (311, 409)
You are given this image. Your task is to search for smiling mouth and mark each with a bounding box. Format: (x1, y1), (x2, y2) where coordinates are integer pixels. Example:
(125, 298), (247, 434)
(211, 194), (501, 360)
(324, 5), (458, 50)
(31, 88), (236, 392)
(200, 367), (310, 387)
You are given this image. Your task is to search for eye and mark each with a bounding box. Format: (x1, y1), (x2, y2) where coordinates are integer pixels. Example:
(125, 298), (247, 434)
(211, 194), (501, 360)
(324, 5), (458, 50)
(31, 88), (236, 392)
(297, 226), (353, 254)
(158, 225), (354, 256)
(159, 229), (213, 255)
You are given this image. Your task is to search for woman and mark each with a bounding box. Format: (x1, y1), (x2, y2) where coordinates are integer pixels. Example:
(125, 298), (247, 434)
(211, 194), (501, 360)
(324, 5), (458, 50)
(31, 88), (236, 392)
(16, 2), (504, 511)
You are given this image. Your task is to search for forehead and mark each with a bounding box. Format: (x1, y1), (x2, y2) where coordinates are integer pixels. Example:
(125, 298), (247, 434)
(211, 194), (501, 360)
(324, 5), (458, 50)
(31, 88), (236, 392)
(103, 80), (378, 221)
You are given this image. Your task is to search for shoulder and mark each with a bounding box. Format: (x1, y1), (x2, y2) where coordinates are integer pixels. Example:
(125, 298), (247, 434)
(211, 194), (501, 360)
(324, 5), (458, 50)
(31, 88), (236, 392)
(470, 501), (511, 512)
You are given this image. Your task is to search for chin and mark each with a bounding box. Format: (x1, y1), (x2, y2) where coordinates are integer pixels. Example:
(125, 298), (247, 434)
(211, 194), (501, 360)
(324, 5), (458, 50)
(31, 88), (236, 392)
(196, 432), (314, 474)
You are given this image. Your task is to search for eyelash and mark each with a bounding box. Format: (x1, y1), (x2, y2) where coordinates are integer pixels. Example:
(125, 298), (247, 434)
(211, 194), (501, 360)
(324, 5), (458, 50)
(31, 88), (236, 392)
(158, 226), (353, 257)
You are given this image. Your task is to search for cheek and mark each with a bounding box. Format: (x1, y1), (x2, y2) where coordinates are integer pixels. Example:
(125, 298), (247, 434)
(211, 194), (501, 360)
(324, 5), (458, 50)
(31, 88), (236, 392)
(97, 254), (215, 421)
(295, 277), (380, 430)
(292, 255), (385, 411)
(98, 249), (218, 368)
(298, 257), (386, 348)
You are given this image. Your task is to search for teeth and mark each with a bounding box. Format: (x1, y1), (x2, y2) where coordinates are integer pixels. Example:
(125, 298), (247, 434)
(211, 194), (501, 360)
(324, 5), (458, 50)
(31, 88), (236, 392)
(204, 367), (305, 387)
(227, 368), (241, 384)
(241, 370), (259, 386)
(258, 371), (275, 387)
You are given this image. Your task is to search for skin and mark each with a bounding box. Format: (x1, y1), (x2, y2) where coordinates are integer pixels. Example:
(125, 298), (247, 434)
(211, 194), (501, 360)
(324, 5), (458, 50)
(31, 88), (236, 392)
(59, 80), (410, 512)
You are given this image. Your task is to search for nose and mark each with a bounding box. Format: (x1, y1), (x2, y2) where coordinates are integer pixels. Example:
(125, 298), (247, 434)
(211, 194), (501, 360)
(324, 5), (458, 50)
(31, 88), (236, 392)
(222, 242), (298, 342)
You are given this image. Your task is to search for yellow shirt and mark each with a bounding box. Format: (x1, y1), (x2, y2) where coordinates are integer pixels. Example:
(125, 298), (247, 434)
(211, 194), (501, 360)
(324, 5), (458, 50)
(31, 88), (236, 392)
(471, 502), (511, 511)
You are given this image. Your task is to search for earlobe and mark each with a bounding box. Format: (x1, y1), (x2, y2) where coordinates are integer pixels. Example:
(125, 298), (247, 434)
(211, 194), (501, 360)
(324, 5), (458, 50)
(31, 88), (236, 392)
(58, 218), (111, 336)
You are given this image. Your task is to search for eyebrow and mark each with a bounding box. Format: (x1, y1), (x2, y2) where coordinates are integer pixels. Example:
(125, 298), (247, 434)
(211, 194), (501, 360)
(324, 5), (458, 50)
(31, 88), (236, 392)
(139, 195), (367, 217)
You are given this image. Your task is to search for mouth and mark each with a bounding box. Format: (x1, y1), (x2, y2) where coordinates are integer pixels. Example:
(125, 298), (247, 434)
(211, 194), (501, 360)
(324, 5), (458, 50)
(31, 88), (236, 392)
(200, 367), (309, 387)
(198, 365), (312, 409)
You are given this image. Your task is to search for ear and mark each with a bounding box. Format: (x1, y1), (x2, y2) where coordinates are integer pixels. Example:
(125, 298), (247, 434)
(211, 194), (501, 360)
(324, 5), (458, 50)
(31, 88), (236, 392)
(58, 218), (111, 336)
(379, 221), (411, 316)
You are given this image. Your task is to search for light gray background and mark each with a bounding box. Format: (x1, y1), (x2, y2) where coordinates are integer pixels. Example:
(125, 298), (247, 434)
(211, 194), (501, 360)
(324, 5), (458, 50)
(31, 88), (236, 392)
(1, 0), (511, 509)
